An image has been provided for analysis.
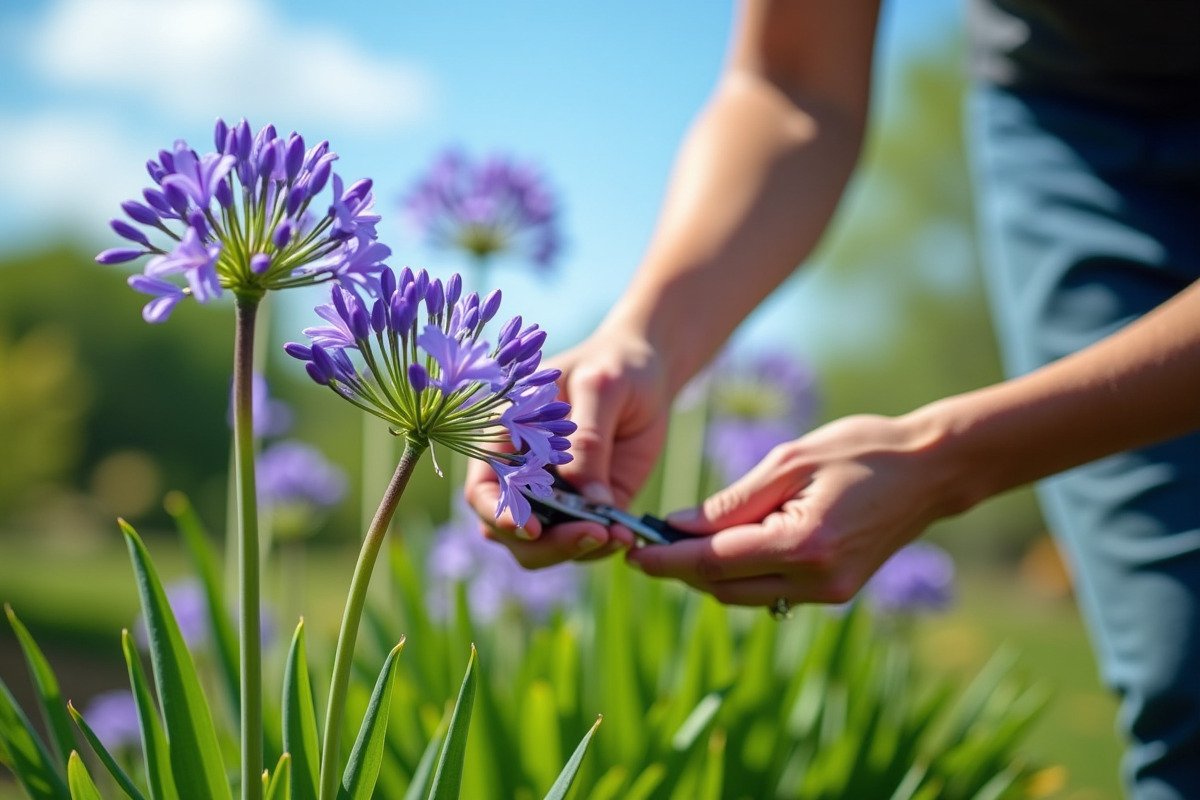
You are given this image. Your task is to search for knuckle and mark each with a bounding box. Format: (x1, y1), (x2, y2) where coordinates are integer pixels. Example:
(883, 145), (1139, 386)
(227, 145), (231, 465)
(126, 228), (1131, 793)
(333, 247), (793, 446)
(693, 551), (726, 583)
(703, 489), (744, 522)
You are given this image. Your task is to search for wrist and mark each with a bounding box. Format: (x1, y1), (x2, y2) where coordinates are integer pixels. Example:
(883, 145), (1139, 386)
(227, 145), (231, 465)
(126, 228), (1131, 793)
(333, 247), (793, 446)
(897, 398), (1002, 520)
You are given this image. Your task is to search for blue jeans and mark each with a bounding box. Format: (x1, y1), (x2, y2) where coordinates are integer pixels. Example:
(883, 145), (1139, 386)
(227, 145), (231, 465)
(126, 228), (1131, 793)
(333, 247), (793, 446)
(968, 85), (1200, 799)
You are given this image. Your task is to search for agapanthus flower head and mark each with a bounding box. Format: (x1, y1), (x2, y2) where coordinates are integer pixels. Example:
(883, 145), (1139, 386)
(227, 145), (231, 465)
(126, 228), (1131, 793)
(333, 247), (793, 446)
(285, 266), (573, 526)
(704, 350), (818, 484)
(98, 118), (391, 322)
(81, 690), (141, 752)
(426, 511), (578, 624)
(402, 148), (561, 271)
(258, 440), (348, 540)
(863, 542), (956, 615)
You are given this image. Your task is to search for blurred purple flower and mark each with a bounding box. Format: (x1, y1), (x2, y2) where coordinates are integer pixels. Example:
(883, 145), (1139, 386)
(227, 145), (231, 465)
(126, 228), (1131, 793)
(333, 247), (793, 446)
(258, 440), (348, 541)
(227, 373), (293, 438)
(426, 514), (578, 624)
(134, 578), (277, 651)
(258, 441), (347, 510)
(81, 690), (141, 752)
(285, 268), (572, 526)
(863, 542), (956, 614)
(704, 350), (818, 484)
(98, 119), (391, 323)
(403, 149), (561, 271)
(135, 579), (209, 650)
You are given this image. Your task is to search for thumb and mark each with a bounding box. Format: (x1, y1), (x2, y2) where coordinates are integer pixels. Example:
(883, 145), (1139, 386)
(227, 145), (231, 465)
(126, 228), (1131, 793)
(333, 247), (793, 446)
(667, 453), (805, 533)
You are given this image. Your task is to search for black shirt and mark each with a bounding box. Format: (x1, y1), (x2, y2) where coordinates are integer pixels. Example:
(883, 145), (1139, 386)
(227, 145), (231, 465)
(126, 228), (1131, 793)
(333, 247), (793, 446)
(967, 0), (1200, 113)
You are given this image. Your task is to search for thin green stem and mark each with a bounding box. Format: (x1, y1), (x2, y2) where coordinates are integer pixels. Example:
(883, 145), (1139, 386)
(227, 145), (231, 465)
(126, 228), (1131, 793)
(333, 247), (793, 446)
(232, 293), (264, 800)
(318, 439), (426, 800)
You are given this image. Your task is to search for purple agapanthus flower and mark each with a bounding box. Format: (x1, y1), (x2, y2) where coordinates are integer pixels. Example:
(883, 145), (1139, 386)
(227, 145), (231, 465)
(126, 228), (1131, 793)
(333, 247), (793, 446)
(284, 267), (571, 526)
(98, 119), (391, 323)
(402, 148), (561, 271)
(426, 512), (578, 624)
(81, 690), (141, 752)
(863, 542), (956, 614)
(704, 350), (819, 484)
(258, 440), (348, 540)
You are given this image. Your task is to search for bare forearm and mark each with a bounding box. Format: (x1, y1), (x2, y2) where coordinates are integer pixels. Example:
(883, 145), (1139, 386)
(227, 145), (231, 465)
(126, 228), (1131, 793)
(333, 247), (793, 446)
(914, 281), (1200, 511)
(603, 74), (864, 393)
(598, 0), (880, 396)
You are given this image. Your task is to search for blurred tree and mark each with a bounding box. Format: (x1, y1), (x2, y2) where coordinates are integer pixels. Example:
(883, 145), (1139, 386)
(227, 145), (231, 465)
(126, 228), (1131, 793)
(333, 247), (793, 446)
(0, 246), (235, 529)
(0, 324), (91, 512)
(804, 42), (1044, 560)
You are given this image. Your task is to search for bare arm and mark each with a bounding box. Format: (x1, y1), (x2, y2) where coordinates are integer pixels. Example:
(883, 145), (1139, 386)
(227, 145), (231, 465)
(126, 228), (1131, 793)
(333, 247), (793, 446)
(466, 0), (883, 564)
(629, 281), (1200, 605)
(603, 0), (882, 394)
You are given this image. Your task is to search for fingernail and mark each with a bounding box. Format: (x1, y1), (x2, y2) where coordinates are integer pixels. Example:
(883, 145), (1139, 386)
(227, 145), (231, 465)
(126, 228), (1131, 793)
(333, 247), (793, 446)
(513, 527), (534, 541)
(577, 534), (604, 553)
(666, 507), (701, 526)
(582, 482), (614, 505)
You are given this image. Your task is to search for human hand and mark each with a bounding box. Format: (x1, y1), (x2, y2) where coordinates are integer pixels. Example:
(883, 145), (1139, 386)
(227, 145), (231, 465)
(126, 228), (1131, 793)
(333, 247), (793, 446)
(465, 327), (674, 569)
(625, 413), (972, 606)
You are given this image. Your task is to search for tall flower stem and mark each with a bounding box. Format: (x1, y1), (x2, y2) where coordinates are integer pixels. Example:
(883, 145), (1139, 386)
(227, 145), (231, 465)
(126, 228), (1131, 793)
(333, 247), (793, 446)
(318, 438), (427, 800)
(232, 292), (264, 800)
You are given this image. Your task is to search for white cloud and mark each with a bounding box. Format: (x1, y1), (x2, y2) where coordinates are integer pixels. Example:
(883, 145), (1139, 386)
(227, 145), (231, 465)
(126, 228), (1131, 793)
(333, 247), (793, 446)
(0, 111), (154, 240)
(28, 0), (435, 134)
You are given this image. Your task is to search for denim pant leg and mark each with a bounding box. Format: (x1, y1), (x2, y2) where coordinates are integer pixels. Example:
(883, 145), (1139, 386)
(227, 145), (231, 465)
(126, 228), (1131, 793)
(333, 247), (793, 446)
(967, 86), (1200, 799)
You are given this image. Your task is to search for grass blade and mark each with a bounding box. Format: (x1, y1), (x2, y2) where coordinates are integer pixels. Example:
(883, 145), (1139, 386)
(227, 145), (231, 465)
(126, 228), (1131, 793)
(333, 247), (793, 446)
(265, 753), (291, 800)
(400, 726), (445, 800)
(282, 618), (320, 800)
(121, 520), (230, 800)
(122, 630), (178, 800)
(67, 701), (148, 800)
(519, 681), (563, 795)
(5, 606), (76, 770)
(0, 675), (69, 800)
(542, 715), (602, 800)
(164, 492), (240, 717)
(428, 645), (479, 800)
(66, 751), (103, 800)
(339, 640), (405, 800)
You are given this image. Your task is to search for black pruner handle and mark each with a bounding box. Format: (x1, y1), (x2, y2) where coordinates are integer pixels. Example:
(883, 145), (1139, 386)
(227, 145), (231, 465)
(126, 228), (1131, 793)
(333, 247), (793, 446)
(519, 471), (690, 545)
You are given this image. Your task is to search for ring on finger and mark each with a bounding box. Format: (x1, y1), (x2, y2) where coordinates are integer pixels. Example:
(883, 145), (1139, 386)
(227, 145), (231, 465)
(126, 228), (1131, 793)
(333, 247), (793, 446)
(769, 596), (794, 621)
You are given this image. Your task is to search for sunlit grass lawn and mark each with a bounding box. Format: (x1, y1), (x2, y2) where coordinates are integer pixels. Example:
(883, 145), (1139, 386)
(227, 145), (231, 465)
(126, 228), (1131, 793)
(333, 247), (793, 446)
(1, 530), (1121, 799)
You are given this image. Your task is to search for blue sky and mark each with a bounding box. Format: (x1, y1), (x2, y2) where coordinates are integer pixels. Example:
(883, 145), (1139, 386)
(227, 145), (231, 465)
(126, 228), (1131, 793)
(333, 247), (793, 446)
(0, 0), (960, 354)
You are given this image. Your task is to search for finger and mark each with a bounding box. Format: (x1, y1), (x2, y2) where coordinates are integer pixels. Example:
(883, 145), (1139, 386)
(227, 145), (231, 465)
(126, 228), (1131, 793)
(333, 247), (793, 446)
(556, 369), (622, 504)
(626, 522), (794, 584)
(688, 574), (849, 607)
(483, 518), (614, 570)
(665, 446), (812, 534)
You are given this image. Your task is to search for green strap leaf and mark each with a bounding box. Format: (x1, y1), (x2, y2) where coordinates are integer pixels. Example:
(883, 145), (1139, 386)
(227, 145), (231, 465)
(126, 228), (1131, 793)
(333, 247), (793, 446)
(66, 751), (103, 800)
(282, 618), (321, 800)
(0, 674), (69, 800)
(67, 701), (148, 800)
(122, 630), (178, 800)
(519, 681), (562, 795)
(542, 715), (602, 800)
(400, 724), (446, 800)
(164, 491), (240, 718)
(121, 521), (230, 800)
(428, 645), (479, 800)
(339, 640), (405, 800)
(5, 605), (77, 770)
(264, 753), (291, 800)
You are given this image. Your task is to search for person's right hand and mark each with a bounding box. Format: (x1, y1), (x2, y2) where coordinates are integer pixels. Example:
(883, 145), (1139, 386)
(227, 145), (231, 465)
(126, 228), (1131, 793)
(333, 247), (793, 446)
(465, 326), (673, 569)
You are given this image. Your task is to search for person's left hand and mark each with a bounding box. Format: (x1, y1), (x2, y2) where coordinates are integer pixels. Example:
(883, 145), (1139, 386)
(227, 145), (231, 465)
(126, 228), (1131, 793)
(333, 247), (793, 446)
(625, 412), (974, 606)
